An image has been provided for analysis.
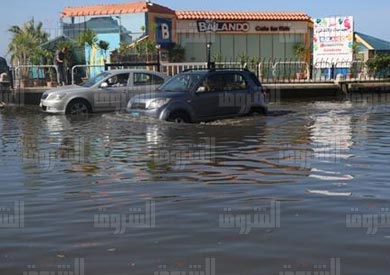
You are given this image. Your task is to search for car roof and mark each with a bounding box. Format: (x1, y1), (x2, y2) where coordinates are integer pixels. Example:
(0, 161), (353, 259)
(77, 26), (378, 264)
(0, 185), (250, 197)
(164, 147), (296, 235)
(106, 69), (168, 77)
(177, 70), (210, 75)
(181, 69), (252, 74)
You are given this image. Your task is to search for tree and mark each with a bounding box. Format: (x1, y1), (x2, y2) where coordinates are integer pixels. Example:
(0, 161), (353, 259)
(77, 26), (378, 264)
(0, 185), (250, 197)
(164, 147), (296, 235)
(135, 39), (157, 62)
(366, 54), (390, 78)
(76, 30), (98, 79)
(293, 43), (307, 61)
(97, 40), (110, 62)
(168, 44), (185, 62)
(76, 29), (98, 65)
(293, 43), (307, 79)
(135, 39), (156, 56)
(7, 18), (49, 66)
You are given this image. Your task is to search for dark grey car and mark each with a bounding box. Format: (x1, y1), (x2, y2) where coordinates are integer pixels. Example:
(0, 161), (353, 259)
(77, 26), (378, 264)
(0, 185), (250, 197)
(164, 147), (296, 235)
(126, 69), (268, 123)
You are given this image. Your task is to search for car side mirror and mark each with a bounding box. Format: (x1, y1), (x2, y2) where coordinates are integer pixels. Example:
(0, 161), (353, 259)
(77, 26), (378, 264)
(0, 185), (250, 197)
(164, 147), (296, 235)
(100, 82), (108, 88)
(196, 86), (206, 93)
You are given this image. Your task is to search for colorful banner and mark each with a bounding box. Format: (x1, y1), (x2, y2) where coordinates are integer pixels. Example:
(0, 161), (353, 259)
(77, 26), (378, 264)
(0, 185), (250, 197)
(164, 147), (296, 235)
(313, 16), (354, 68)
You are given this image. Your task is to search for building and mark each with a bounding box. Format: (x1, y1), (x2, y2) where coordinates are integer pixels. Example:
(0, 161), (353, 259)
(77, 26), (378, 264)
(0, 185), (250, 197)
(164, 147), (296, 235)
(355, 32), (390, 61)
(60, 1), (312, 64)
(176, 11), (311, 62)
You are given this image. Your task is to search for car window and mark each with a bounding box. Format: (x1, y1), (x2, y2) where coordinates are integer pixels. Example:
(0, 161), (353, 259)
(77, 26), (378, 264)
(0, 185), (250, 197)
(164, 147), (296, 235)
(106, 73), (129, 87)
(80, 72), (110, 87)
(223, 73), (248, 91)
(200, 74), (225, 92)
(133, 73), (165, 86)
(160, 73), (204, 92)
(199, 73), (248, 92)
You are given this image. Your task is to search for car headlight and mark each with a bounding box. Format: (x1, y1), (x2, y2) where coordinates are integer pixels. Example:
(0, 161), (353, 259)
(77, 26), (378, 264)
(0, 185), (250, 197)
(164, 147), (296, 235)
(146, 98), (170, 109)
(47, 93), (66, 101)
(41, 92), (49, 100)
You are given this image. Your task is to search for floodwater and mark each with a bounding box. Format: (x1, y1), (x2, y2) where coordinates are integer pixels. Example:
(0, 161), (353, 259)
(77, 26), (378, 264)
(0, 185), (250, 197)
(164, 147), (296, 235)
(1, 98), (390, 275)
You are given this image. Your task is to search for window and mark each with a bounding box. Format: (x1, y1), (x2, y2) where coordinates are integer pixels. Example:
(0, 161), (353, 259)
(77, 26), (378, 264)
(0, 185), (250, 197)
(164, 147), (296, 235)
(133, 73), (165, 86)
(80, 72), (110, 87)
(200, 73), (248, 92)
(160, 73), (204, 92)
(223, 73), (248, 91)
(201, 74), (225, 92)
(107, 73), (129, 87)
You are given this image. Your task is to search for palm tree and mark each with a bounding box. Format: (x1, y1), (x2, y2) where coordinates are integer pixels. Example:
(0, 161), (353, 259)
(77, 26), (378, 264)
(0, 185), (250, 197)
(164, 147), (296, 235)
(7, 18), (49, 65)
(76, 29), (98, 79)
(97, 40), (110, 63)
(76, 29), (98, 65)
(8, 18), (49, 84)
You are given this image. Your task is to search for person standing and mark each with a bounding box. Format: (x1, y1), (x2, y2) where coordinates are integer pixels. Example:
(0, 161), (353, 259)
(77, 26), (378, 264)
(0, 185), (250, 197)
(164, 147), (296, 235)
(54, 47), (67, 86)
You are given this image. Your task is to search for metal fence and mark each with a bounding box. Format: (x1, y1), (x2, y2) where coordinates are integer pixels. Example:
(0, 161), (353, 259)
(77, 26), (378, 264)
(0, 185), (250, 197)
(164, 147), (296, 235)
(222, 58), (388, 83)
(9, 58), (390, 88)
(160, 62), (208, 76)
(12, 65), (59, 88)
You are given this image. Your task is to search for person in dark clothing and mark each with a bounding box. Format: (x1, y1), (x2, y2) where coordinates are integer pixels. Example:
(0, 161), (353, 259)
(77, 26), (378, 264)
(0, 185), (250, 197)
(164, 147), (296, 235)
(54, 47), (67, 86)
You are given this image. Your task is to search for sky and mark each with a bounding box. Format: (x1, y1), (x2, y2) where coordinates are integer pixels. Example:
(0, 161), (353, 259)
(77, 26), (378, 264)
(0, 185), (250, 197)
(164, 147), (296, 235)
(1, 0), (390, 61)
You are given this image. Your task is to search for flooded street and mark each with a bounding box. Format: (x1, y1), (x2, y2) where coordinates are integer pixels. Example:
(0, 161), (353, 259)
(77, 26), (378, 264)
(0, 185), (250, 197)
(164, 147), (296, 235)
(1, 99), (390, 274)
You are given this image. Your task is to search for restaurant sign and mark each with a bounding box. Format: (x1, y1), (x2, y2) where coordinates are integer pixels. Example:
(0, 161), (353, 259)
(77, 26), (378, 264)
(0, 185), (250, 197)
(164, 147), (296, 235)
(196, 20), (292, 33)
(197, 20), (250, 32)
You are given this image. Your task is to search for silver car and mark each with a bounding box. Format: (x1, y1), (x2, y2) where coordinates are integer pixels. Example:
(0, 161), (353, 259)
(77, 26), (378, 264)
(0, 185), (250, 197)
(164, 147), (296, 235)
(40, 69), (168, 114)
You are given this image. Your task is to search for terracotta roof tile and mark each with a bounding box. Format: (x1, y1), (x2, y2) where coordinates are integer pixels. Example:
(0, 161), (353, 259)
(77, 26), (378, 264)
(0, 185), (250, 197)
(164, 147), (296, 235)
(176, 11), (310, 21)
(61, 1), (174, 17)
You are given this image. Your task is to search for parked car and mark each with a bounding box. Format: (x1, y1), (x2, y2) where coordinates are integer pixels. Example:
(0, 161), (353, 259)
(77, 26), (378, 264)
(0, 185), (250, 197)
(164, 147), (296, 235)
(126, 68), (268, 123)
(39, 69), (168, 114)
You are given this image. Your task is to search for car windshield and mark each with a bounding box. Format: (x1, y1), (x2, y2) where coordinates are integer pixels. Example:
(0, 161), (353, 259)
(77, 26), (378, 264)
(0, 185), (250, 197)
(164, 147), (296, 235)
(159, 73), (204, 92)
(80, 72), (111, 88)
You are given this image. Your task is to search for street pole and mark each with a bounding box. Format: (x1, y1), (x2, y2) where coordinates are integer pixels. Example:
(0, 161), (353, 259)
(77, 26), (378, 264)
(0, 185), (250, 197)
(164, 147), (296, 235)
(156, 44), (161, 72)
(206, 42), (212, 69)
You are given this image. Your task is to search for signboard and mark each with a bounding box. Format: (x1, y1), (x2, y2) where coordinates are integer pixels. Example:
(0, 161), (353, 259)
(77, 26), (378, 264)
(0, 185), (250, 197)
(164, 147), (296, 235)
(155, 17), (173, 49)
(313, 16), (354, 67)
(197, 21), (250, 32)
(177, 20), (307, 34)
(196, 20), (292, 33)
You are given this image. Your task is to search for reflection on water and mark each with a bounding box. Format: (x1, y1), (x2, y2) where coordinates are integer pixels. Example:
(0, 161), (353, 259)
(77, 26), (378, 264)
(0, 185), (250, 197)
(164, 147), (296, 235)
(308, 102), (354, 181)
(1, 101), (390, 274)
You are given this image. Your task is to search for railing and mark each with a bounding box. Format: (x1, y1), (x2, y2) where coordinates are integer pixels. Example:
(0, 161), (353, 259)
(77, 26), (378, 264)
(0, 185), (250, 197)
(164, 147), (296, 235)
(160, 62), (208, 76)
(104, 62), (161, 75)
(13, 65), (59, 88)
(11, 58), (390, 88)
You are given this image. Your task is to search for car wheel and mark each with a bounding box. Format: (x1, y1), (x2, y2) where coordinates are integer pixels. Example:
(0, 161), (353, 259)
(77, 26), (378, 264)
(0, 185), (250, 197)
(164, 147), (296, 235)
(66, 99), (91, 115)
(260, 107), (268, 116)
(250, 107), (268, 116)
(167, 112), (190, 123)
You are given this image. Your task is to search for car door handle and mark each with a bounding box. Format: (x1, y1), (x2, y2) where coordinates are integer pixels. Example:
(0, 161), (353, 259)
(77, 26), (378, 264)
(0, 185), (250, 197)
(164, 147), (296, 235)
(187, 100), (192, 103)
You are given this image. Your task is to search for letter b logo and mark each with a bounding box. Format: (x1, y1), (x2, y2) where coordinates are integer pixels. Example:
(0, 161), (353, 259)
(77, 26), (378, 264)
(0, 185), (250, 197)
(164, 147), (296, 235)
(161, 23), (170, 40)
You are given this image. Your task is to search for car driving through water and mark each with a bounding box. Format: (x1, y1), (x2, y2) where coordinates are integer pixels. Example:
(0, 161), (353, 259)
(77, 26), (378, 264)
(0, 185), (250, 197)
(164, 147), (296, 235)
(40, 69), (168, 115)
(127, 68), (268, 123)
